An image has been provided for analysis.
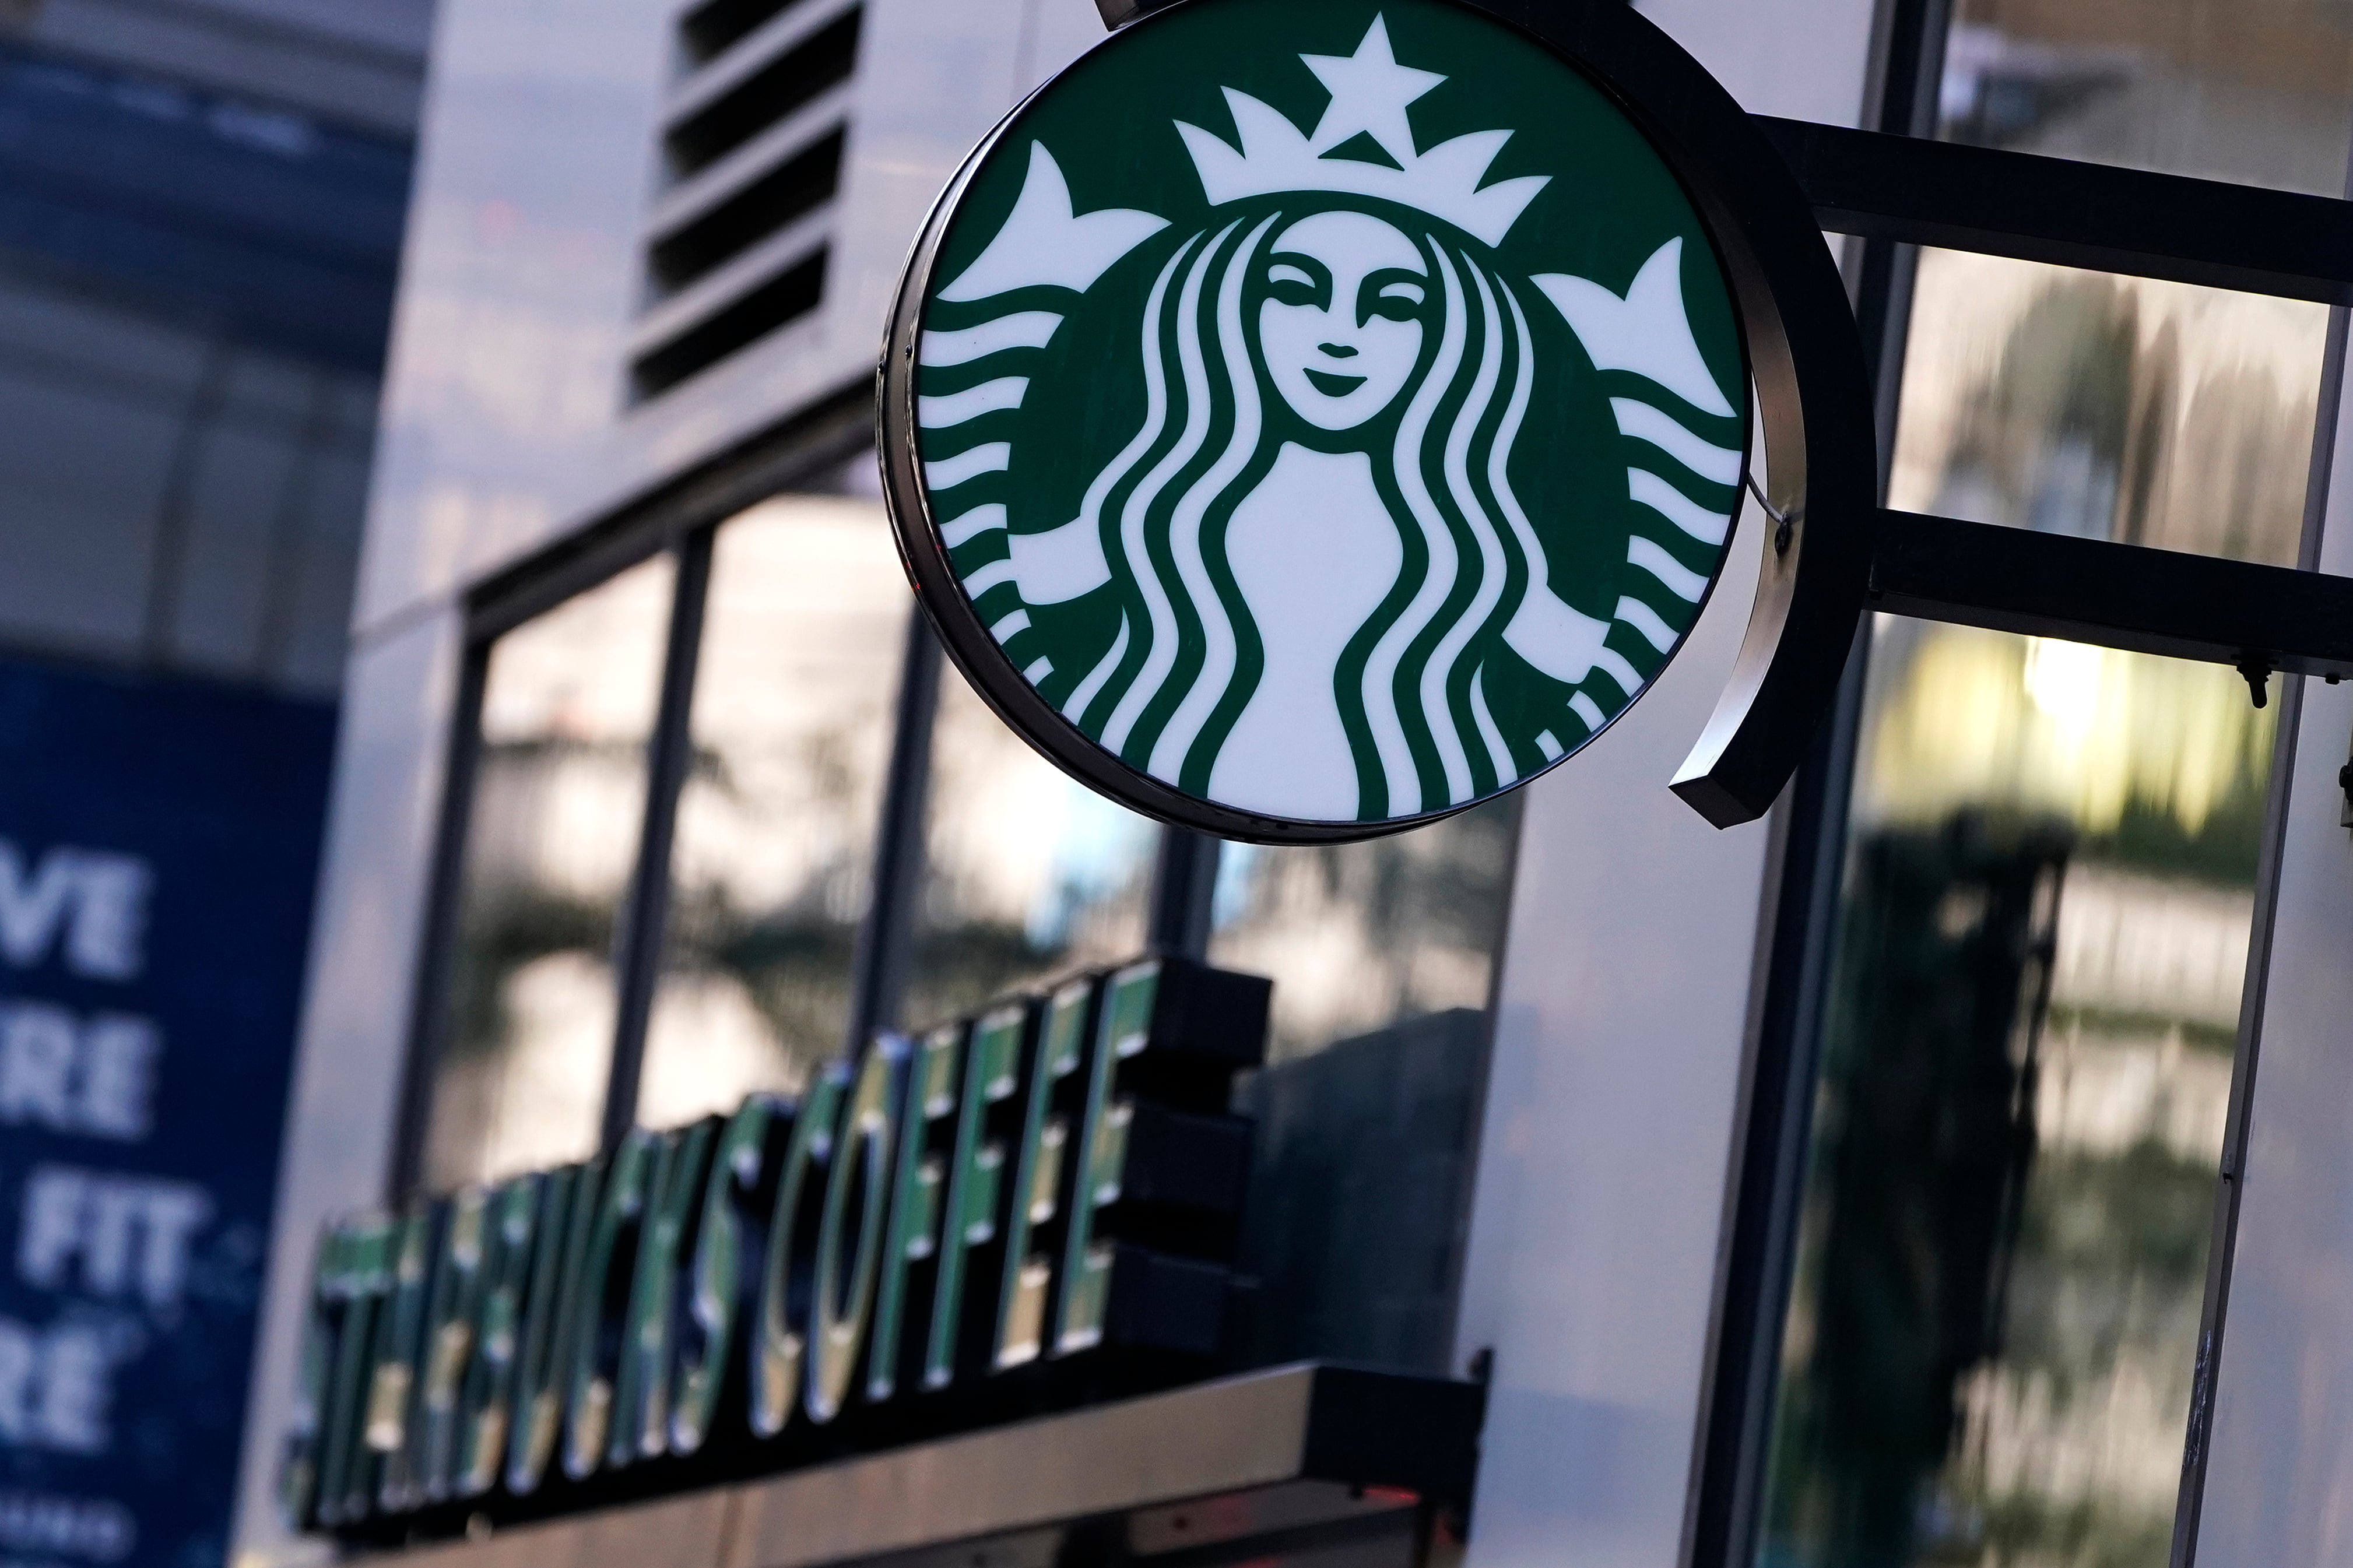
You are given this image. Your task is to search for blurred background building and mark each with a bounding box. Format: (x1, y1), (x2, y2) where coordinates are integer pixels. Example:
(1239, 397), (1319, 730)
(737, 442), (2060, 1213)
(0, 6), (427, 1568)
(0, 0), (426, 686)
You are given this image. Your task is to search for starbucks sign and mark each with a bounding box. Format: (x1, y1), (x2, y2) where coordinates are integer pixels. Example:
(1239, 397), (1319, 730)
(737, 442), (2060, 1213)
(883, 0), (1877, 840)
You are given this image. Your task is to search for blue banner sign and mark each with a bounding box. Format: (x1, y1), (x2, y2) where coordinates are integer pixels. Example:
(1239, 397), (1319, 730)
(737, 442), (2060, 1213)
(0, 660), (335, 1568)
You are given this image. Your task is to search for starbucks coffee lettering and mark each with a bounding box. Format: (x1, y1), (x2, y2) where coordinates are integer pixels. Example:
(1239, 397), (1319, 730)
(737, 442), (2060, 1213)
(275, 958), (1270, 1538)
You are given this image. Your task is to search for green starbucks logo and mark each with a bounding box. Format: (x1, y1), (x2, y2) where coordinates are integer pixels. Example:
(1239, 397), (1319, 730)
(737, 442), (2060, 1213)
(889, 0), (1750, 835)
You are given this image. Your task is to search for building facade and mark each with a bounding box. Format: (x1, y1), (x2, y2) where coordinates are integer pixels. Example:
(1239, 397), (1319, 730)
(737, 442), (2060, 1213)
(230, 0), (2353, 1566)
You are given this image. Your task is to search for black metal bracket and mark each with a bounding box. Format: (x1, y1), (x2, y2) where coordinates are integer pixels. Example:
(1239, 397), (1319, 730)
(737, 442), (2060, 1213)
(1869, 510), (2353, 681)
(1669, 103), (2353, 822)
(1736, 120), (2353, 813)
(1459, 0), (1883, 831)
(2238, 657), (2275, 711)
(1761, 116), (2353, 304)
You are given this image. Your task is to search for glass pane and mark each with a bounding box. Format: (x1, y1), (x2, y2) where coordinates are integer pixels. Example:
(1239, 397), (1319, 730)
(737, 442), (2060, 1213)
(1207, 799), (1517, 1064)
(1891, 249), (2327, 566)
(1755, 618), (2273, 1568)
(636, 496), (908, 1131)
(899, 659), (1158, 1028)
(1940, 0), (2353, 194)
(422, 553), (677, 1191)
(1211, 803), (1516, 1378)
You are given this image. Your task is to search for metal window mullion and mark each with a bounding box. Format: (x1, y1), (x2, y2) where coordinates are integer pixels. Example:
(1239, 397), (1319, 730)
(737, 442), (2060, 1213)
(843, 610), (946, 1055)
(1683, 0), (1948, 1557)
(139, 333), (234, 671)
(2170, 286), (2353, 1568)
(1684, 622), (1871, 1568)
(600, 529), (716, 1151)
(385, 637), (494, 1201)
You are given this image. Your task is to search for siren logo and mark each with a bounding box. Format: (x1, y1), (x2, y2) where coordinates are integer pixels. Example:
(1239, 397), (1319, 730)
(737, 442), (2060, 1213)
(900, 0), (1750, 832)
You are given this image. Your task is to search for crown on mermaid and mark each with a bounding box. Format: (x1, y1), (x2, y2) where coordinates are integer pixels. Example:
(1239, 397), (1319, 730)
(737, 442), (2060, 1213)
(1175, 15), (1550, 249)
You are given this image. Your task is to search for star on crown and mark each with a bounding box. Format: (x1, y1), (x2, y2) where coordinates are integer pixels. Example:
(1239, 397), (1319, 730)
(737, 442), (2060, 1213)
(1174, 16), (1550, 248)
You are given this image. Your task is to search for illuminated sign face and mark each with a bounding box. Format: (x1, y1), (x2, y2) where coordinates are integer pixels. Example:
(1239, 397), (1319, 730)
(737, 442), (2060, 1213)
(883, 0), (1751, 843)
(277, 957), (1270, 1534)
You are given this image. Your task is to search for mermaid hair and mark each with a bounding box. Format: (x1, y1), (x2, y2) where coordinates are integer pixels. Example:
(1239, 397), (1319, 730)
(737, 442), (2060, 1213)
(1059, 202), (1559, 818)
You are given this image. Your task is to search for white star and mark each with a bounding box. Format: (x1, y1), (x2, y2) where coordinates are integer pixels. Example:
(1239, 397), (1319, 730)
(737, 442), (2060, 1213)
(1302, 15), (1445, 167)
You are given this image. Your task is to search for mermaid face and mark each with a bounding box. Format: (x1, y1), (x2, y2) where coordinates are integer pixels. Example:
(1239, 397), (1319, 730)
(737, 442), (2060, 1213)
(1256, 211), (1429, 433)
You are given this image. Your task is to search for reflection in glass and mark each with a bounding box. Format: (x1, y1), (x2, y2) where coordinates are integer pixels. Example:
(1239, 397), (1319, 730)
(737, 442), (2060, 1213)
(1757, 618), (2272, 1568)
(636, 497), (908, 1132)
(422, 554), (677, 1191)
(1938, 0), (2353, 194)
(1891, 250), (2326, 566)
(1208, 799), (1516, 1063)
(899, 659), (1159, 1029)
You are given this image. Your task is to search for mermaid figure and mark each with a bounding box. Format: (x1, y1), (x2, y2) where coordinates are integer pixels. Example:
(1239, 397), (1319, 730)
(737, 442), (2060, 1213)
(916, 14), (1744, 824)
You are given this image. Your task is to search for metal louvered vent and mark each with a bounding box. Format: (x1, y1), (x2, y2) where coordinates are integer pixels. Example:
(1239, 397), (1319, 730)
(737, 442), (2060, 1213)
(630, 0), (860, 402)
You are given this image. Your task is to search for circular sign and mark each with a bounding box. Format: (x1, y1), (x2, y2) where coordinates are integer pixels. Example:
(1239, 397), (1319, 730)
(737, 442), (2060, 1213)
(883, 0), (1757, 842)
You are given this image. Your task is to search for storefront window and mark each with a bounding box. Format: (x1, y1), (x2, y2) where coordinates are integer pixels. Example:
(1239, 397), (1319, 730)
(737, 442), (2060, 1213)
(1208, 800), (1518, 1064)
(1938, 0), (2353, 194)
(635, 497), (908, 1131)
(898, 659), (1158, 1029)
(1890, 252), (2328, 567)
(420, 553), (677, 1190)
(1901, 0), (2345, 573)
(1210, 802), (1517, 1375)
(1755, 620), (2272, 1567)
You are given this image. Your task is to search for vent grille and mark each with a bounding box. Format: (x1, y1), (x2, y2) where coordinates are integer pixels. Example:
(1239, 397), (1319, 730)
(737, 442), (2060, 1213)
(648, 126), (844, 297)
(633, 249), (828, 399)
(666, 8), (858, 179)
(631, 0), (858, 403)
(678, 0), (801, 65)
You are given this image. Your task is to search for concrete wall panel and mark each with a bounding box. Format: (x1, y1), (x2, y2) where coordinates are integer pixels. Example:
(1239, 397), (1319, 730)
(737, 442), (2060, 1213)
(228, 608), (463, 1567)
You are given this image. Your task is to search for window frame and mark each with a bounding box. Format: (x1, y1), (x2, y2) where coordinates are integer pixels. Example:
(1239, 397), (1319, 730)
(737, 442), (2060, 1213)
(387, 389), (1233, 1201)
(388, 394), (871, 1194)
(1684, 1), (2353, 1565)
(386, 521), (691, 1198)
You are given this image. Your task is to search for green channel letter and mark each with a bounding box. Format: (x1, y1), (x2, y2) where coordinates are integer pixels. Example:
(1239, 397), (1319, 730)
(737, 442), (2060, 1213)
(750, 1064), (847, 1437)
(869, 1026), (961, 1403)
(612, 1117), (718, 1465)
(452, 1172), (545, 1498)
(563, 1129), (662, 1480)
(923, 1003), (1031, 1388)
(506, 1158), (601, 1496)
(367, 1203), (441, 1514)
(410, 1186), (490, 1502)
(670, 1096), (787, 1456)
(995, 979), (1098, 1369)
(806, 1036), (909, 1423)
(1056, 960), (1161, 1354)
(314, 1214), (392, 1525)
(277, 1225), (350, 1529)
